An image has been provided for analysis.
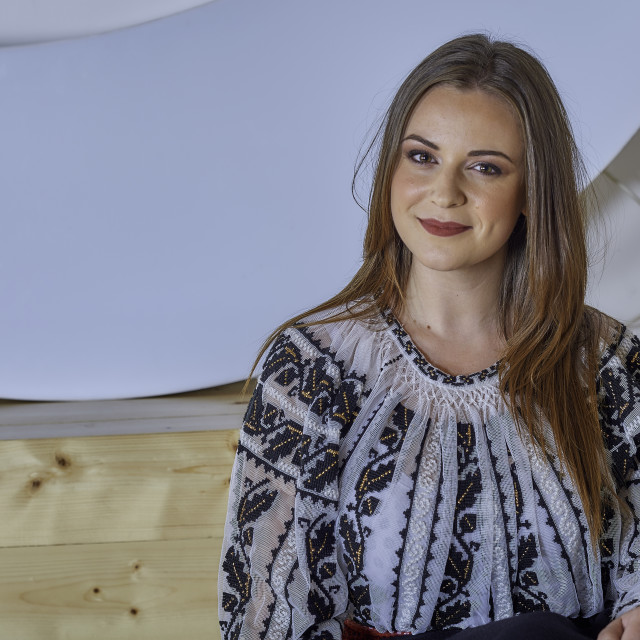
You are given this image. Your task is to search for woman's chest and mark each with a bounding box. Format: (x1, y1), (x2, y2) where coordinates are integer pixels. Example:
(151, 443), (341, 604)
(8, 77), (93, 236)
(334, 407), (597, 629)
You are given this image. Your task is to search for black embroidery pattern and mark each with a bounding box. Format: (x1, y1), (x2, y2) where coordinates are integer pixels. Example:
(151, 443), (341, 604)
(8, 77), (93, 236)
(338, 397), (388, 485)
(510, 471), (549, 613)
(243, 331), (364, 501)
(601, 416), (633, 490)
(330, 378), (362, 439)
(384, 312), (499, 386)
(599, 331), (640, 599)
(600, 375), (637, 490)
(431, 423), (482, 630)
(600, 500), (617, 608)
(599, 331), (640, 424)
(621, 497), (640, 575)
(600, 333), (640, 490)
(220, 478), (278, 640)
(303, 629), (335, 640)
(222, 327), (365, 639)
(298, 514), (341, 627)
(544, 449), (591, 572)
(340, 402), (415, 625)
(243, 336), (309, 477)
(614, 595), (640, 617)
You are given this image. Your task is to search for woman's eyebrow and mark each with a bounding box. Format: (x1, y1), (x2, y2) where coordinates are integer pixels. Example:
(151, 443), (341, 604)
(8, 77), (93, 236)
(468, 149), (514, 164)
(402, 134), (439, 150)
(402, 134), (515, 164)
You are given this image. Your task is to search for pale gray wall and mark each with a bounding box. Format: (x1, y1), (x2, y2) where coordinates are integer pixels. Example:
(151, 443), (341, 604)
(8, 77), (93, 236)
(1, 0), (639, 399)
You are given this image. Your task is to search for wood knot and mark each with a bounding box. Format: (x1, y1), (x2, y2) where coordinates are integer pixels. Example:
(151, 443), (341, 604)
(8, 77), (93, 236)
(93, 588), (100, 594)
(130, 608), (139, 616)
(30, 478), (42, 490)
(55, 454), (71, 468)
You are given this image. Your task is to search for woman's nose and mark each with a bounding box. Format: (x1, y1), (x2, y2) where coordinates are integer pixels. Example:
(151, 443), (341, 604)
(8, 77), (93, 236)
(430, 167), (466, 208)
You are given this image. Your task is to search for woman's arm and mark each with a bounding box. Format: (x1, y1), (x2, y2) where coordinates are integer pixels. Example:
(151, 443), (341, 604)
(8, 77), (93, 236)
(599, 330), (640, 625)
(218, 329), (349, 640)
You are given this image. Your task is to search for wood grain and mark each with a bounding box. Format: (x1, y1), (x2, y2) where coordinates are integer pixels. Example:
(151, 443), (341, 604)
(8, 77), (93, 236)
(0, 391), (244, 638)
(0, 381), (254, 440)
(0, 537), (222, 640)
(0, 429), (239, 547)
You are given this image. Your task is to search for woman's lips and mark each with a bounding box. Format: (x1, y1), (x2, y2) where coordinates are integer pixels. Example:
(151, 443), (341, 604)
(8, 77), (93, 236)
(419, 218), (471, 237)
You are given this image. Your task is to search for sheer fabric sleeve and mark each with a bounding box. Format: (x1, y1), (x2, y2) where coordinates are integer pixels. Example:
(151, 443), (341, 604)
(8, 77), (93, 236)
(218, 329), (350, 640)
(599, 329), (640, 618)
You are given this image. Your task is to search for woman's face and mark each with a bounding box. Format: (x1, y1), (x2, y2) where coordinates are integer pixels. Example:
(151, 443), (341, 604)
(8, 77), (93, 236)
(390, 85), (526, 280)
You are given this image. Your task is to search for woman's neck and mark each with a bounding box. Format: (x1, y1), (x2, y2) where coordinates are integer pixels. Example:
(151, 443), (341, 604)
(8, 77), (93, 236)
(398, 262), (505, 375)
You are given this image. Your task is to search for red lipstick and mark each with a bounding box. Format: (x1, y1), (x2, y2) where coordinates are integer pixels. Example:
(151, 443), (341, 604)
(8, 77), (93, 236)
(420, 218), (471, 237)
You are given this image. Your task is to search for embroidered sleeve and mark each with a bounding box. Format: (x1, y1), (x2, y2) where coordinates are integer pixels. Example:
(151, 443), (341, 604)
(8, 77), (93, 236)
(599, 330), (640, 619)
(218, 329), (350, 640)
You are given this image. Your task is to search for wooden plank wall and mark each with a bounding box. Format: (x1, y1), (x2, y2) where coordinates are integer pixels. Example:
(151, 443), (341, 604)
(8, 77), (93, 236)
(0, 383), (249, 640)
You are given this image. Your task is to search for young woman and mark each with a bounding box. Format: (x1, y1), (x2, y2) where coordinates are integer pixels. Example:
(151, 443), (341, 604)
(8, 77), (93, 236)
(218, 34), (640, 640)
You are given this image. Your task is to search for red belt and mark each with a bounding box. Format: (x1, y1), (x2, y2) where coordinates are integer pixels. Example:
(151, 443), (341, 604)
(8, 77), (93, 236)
(343, 619), (412, 639)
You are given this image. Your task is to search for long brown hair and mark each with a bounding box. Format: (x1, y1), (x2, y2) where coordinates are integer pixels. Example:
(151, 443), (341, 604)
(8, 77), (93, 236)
(253, 33), (616, 545)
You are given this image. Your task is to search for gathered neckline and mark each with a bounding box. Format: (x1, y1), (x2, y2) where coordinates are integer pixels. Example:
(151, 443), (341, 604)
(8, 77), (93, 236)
(382, 310), (501, 387)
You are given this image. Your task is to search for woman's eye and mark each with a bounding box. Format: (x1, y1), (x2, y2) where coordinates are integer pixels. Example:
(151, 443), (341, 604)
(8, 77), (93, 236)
(408, 150), (435, 164)
(473, 162), (501, 176)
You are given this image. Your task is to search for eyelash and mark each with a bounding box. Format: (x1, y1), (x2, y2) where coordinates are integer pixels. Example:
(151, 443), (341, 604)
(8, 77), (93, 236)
(474, 162), (501, 176)
(407, 150), (436, 165)
(406, 150), (502, 176)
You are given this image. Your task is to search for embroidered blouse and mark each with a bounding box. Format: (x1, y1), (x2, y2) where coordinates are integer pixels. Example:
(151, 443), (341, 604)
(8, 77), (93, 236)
(218, 310), (640, 640)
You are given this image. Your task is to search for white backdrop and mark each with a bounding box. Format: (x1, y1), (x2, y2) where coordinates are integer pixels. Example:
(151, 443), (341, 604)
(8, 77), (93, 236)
(1, 0), (639, 400)
(0, 0), (217, 45)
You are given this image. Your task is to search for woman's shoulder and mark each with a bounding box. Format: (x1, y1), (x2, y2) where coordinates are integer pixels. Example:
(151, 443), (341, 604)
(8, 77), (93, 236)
(243, 303), (384, 497)
(593, 310), (640, 443)
(262, 301), (388, 382)
(595, 310), (639, 377)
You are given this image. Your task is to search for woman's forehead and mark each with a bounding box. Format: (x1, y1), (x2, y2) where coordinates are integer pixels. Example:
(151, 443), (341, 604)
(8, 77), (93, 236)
(403, 86), (525, 154)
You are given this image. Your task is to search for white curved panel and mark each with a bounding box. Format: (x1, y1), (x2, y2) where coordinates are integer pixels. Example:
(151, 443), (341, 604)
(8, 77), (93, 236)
(587, 128), (640, 330)
(0, 0), (216, 45)
(607, 128), (640, 202)
(1, 0), (639, 400)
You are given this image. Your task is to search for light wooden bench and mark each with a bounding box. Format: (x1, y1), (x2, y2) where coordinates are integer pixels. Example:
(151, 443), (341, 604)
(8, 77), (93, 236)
(0, 382), (250, 640)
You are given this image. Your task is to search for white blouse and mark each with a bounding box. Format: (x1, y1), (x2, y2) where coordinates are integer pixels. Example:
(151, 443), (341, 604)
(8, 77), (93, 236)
(218, 310), (640, 640)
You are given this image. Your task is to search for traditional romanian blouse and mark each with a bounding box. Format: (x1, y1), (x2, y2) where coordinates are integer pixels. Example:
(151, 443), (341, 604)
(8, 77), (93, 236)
(218, 310), (640, 640)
